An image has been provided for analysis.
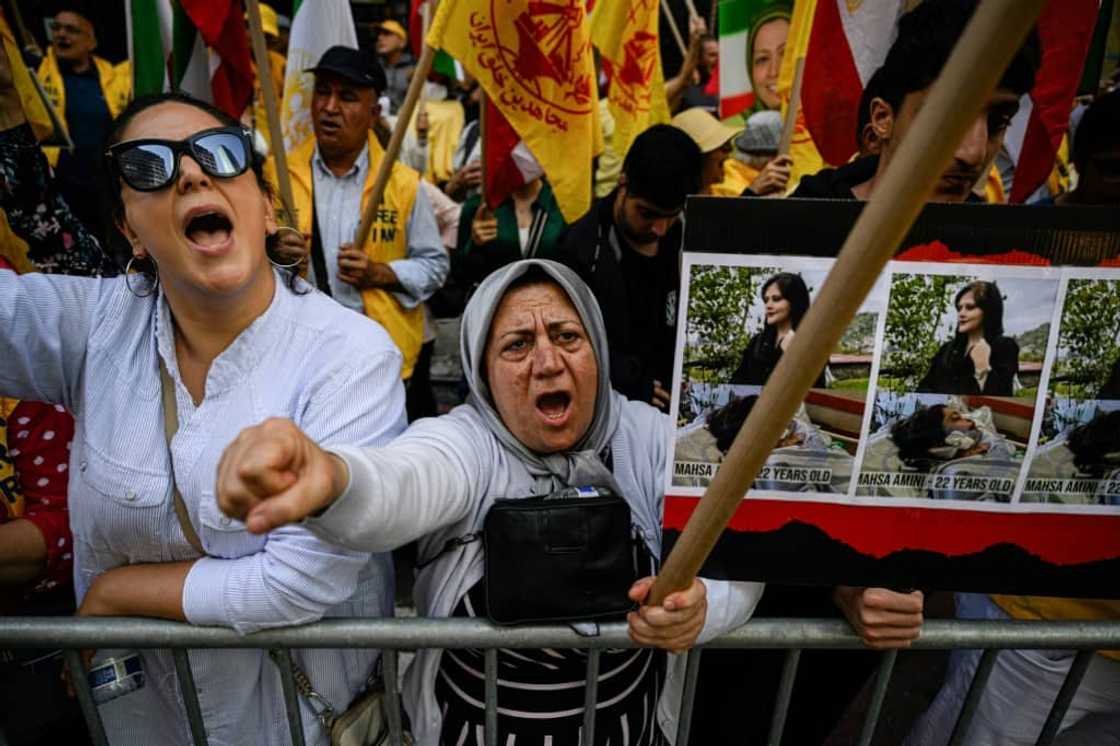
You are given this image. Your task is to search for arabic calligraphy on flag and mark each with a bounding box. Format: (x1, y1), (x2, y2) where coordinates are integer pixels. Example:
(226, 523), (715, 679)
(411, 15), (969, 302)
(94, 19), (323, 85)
(428, 0), (603, 221)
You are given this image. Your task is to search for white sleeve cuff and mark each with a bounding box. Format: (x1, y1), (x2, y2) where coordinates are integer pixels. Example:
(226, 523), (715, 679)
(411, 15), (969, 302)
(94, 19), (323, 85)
(696, 579), (765, 645)
(182, 557), (234, 629)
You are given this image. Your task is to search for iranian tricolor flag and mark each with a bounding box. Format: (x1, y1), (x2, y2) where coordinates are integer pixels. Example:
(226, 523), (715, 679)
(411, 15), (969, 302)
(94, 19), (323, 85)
(281, 0), (357, 151)
(409, 0), (461, 82)
(483, 98), (543, 211)
(788, 0), (1099, 202)
(127, 0), (254, 118)
(718, 0), (800, 119)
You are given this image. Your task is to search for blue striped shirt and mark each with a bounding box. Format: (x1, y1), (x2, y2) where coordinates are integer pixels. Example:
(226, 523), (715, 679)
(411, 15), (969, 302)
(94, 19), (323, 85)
(0, 269), (407, 746)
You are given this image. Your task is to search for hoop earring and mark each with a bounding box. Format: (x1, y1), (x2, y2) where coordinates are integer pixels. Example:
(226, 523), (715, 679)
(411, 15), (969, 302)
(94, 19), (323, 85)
(124, 256), (158, 298)
(268, 226), (305, 270)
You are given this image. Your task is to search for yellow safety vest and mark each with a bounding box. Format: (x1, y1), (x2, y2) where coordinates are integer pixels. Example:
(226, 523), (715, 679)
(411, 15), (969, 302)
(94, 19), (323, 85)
(283, 133), (424, 379)
(37, 48), (131, 166)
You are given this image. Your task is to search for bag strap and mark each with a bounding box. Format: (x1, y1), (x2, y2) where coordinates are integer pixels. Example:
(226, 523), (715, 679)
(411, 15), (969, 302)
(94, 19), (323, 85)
(523, 204), (548, 258)
(267, 649), (338, 728)
(414, 532), (480, 571)
(157, 358), (205, 557)
(158, 361), (373, 732)
(308, 183), (333, 296)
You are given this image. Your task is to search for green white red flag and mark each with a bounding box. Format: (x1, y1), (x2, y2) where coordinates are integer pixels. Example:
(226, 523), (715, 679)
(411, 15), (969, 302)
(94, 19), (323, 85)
(127, 0), (254, 118)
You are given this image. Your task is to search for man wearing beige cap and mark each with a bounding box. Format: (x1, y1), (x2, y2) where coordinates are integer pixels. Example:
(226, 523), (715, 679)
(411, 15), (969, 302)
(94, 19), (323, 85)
(375, 19), (414, 113)
(670, 108), (741, 194)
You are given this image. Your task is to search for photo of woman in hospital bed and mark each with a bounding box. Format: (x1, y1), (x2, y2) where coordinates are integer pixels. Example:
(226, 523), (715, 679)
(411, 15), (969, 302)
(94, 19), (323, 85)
(858, 397), (1023, 501)
(1022, 409), (1120, 506)
(673, 394), (854, 493)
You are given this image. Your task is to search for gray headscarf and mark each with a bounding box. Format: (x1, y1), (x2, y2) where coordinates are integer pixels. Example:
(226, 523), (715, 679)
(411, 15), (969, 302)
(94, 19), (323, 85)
(459, 259), (623, 493)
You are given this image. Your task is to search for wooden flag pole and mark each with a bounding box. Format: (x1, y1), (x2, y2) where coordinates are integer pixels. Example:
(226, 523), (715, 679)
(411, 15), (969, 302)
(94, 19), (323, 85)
(777, 56), (805, 156)
(660, 0), (689, 58)
(1, 0), (72, 150)
(245, 0), (296, 225)
(683, 0), (703, 25)
(3, 0), (41, 57)
(647, 0), (1047, 606)
(418, 1), (431, 119)
(354, 41), (438, 248)
(478, 87), (489, 206)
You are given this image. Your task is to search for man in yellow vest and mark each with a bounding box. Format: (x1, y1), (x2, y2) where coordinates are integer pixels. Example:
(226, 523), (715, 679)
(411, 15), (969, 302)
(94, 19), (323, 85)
(284, 46), (447, 387)
(37, 4), (130, 233)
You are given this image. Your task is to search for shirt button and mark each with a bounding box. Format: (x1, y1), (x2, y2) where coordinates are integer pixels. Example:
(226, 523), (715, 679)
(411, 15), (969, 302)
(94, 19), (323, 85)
(124, 490), (137, 501)
(80, 460), (88, 472)
(220, 516), (231, 527)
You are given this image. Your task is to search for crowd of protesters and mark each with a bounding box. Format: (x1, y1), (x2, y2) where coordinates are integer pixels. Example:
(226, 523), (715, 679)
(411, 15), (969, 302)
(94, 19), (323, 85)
(1, 0), (1119, 744)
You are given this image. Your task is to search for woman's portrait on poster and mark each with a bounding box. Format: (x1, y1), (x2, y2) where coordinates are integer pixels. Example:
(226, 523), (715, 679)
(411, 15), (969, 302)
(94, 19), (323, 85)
(917, 280), (1019, 396)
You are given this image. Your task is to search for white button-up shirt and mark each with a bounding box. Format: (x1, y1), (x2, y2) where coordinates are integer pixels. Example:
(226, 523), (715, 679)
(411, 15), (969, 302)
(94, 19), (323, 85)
(0, 269), (407, 746)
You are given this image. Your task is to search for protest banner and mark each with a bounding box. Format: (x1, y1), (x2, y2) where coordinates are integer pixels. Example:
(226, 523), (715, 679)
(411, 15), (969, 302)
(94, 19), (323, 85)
(662, 197), (1120, 597)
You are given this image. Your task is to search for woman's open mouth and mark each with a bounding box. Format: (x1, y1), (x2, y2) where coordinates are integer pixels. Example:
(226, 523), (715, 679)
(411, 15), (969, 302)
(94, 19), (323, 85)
(535, 391), (572, 423)
(184, 210), (234, 255)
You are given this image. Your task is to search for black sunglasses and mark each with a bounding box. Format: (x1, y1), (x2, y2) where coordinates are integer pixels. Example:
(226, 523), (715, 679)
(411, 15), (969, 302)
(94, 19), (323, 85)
(106, 126), (253, 192)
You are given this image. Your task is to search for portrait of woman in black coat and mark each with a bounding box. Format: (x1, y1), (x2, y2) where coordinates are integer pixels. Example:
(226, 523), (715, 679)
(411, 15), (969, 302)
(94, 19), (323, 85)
(917, 281), (1019, 396)
(730, 272), (825, 387)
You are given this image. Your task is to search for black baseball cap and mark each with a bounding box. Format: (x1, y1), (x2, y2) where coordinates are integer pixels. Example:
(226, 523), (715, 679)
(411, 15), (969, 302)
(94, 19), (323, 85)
(306, 46), (387, 93)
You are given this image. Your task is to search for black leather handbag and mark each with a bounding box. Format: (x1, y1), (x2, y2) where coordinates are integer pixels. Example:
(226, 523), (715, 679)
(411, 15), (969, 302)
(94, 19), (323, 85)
(482, 486), (648, 625)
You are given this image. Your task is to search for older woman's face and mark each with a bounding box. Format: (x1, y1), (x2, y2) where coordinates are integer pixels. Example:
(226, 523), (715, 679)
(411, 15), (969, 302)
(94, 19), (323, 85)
(115, 102), (276, 300)
(485, 282), (598, 454)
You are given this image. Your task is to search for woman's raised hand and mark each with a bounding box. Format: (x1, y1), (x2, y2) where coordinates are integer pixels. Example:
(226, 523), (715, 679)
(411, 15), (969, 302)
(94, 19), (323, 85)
(626, 577), (708, 654)
(215, 418), (349, 534)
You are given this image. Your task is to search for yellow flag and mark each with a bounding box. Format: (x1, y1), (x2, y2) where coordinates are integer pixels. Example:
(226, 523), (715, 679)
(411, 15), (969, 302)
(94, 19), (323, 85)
(427, 0), (603, 222)
(775, 0), (823, 192)
(0, 10), (53, 142)
(590, 0), (670, 163)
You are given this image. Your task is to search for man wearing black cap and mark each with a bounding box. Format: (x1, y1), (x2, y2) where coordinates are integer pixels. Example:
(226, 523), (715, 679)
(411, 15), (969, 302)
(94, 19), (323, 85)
(557, 124), (702, 411)
(37, 4), (131, 234)
(281, 45), (448, 391)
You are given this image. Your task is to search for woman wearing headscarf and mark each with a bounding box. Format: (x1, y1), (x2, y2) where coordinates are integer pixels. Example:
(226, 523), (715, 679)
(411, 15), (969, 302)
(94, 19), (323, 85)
(216, 258), (765, 745)
(722, 0), (792, 128)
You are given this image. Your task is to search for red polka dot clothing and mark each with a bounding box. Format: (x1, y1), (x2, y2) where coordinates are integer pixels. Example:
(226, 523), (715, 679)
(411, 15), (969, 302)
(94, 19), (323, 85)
(3, 401), (75, 593)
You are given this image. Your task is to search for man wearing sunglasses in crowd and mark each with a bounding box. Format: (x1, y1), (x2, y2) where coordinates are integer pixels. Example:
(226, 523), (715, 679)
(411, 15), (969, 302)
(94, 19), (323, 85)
(36, 3), (131, 237)
(275, 46), (448, 396)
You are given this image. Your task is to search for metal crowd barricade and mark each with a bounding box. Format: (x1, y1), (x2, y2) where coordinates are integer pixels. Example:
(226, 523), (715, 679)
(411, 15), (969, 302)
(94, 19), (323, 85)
(2, 617), (1118, 746)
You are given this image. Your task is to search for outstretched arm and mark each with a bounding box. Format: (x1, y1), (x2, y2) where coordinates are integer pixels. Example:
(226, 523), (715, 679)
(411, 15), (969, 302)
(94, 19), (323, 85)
(217, 416), (478, 553)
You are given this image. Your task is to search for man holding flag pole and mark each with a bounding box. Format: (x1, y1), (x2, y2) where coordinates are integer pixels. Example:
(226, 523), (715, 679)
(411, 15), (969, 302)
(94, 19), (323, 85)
(277, 44), (447, 386)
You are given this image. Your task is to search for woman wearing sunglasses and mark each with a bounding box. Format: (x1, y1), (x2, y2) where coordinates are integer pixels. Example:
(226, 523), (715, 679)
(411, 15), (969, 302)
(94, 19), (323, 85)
(0, 93), (408, 745)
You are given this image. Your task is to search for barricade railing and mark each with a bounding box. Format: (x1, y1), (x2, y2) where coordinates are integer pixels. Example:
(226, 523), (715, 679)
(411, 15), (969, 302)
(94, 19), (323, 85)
(2, 617), (1118, 746)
